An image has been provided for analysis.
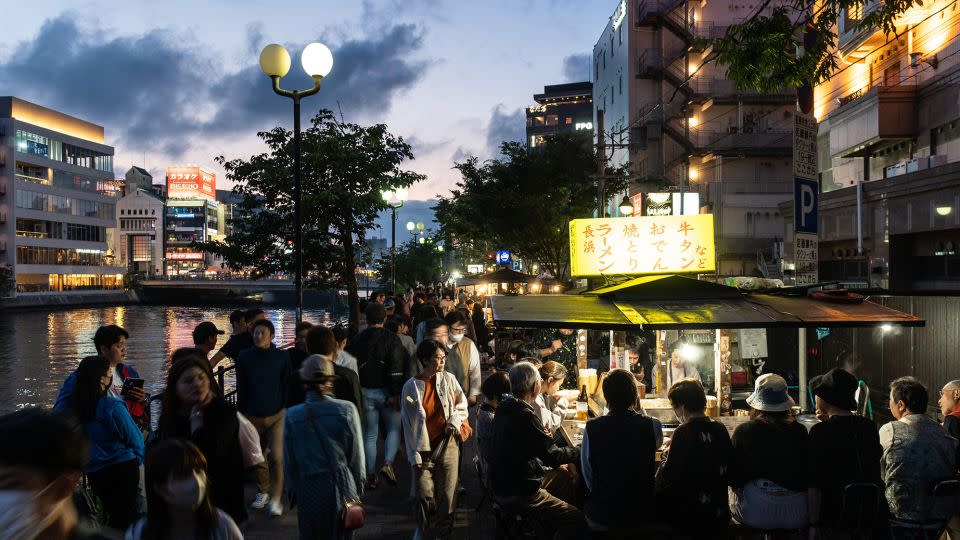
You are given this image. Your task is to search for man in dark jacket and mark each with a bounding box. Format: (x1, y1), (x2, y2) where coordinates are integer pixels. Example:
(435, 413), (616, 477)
(235, 318), (290, 517)
(347, 302), (407, 488)
(488, 361), (583, 539)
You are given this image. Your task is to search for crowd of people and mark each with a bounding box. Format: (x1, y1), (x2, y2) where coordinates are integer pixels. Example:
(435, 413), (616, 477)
(4, 287), (960, 539)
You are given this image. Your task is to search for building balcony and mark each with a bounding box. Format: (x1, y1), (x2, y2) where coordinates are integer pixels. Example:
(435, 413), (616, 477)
(828, 85), (917, 158)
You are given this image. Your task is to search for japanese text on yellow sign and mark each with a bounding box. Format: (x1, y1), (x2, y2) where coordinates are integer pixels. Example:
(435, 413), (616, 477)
(569, 214), (716, 277)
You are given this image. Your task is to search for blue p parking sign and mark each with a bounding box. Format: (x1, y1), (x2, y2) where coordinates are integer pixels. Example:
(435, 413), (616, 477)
(794, 178), (819, 234)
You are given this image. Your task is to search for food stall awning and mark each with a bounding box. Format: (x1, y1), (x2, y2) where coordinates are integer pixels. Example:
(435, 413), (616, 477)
(491, 275), (924, 330)
(459, 268), (537, 286)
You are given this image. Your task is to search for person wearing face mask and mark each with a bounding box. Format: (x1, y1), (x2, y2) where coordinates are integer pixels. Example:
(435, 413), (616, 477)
(235, 318), (291, 517)
(125, 439), (242, 540)
(655, 378), (731, 537)
(0, 408), (123, 540)
(68, 355), (144, 531)
(157, 350), (246, 524)
(439, 311), (481, 407)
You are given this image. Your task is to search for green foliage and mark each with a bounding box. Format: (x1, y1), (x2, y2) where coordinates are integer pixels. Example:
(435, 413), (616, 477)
(434, 133), (628, 280)
(196, 109), (424, 334)
(373, 234), (445, 292)
(712, 0), (925, 93)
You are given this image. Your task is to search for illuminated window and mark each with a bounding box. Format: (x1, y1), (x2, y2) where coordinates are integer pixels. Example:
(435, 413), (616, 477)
(545, 115), (559, 126)
(565, 117), (573, 125)
(131, 236), (151, 262)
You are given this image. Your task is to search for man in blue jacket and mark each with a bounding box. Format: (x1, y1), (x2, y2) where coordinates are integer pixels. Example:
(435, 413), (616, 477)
(54, 325), (147, 430)
(236, 318), (291, 517)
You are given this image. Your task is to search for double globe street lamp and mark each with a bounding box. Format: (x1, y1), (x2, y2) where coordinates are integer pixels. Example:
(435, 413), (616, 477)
(259, 42), (334, 324)
(382, 188), (409, 294)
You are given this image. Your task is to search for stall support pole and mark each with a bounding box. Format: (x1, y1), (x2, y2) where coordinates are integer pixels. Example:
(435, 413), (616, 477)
(798, 328), (808, 411)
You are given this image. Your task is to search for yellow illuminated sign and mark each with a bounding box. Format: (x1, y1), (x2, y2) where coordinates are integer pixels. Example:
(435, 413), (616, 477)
(569, 214), (716, 277)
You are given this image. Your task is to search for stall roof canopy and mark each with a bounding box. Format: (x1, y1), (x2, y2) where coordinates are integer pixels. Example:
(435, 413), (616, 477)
(491, 275), (925, 330)
(459, 268), (537, 286)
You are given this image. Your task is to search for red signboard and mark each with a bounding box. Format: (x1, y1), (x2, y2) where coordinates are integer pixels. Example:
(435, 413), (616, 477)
(166, 252), (205, 260)
(167, 166), (216, 201)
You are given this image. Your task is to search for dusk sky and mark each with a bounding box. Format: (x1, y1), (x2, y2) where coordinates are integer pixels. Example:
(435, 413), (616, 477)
(2, 1), (616, 232)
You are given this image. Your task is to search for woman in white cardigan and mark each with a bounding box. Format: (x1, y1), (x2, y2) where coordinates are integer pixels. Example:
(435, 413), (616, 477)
(401, 339), (469, 540)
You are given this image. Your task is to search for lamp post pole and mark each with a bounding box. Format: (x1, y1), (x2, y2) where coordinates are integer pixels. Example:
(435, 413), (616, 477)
(260, 42), (333, 325)
(391, 205), (398, 294)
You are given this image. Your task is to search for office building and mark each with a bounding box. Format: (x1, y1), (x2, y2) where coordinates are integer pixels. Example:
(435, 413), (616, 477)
(0, 96), (124, 295)
(114, 188), (164, 276)
(164, 166), (228, 275)
(593, 0), (795, 276)
(780, 0), (960, 289)
(525, 82), (594, 148)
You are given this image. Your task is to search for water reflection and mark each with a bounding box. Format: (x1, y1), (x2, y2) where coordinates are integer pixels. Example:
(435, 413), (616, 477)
(0, 305), (333, 414)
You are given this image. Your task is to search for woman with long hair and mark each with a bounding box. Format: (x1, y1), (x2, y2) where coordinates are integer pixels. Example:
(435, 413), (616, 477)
(126, 439), (242, 540)
(157, 349), (246, 524)
(70, 355), (144, 531)
(284, 353), (365, 539)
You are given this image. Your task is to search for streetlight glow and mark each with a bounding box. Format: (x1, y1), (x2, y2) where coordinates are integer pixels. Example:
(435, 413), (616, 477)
(301, 42), (334, 78)
(259, 44), (291, 77)
(619, 195), (633, 216)
(406, 221), (415, 232)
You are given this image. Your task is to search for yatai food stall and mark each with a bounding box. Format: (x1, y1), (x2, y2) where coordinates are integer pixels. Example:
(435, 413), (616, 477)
(489, 213), (924, 443)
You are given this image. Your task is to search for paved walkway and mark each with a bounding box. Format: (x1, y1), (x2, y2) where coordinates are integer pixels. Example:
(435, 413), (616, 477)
(241, 435), (495, 540)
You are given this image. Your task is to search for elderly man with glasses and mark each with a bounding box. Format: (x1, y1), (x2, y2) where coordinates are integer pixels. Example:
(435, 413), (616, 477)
(487, 361), (583, 539)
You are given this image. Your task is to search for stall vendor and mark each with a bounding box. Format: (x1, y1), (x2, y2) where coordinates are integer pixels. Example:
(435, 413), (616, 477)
(668, 342), (701, 383)
(536, 328), (578, 388)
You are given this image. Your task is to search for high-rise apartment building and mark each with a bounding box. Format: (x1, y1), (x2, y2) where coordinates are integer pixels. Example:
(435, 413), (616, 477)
(0, 97), (124, 296)
(779, 0), (960, 289)
(593, 0), (796, 276)
(525, 82), (594, 148)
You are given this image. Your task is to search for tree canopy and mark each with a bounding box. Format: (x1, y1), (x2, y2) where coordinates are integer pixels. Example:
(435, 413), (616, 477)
(713, 0), (925, 93)
(196, 109), (424, 335)
(434, 133), (628, 280)
(373, 234), (445, 292)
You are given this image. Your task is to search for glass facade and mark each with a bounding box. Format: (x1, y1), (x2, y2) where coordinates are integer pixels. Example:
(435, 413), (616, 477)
(15, 188), (114, 219)
(15, 161), (120, 197)
(15, 130), (112, 172)
(131, 236), (152, 262)
(15, 218), (105, 242)
(16, 246), (105, 266)
(16, 273), (122, 293)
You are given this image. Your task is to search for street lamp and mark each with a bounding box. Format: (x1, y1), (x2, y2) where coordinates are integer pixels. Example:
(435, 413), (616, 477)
(619, 195), (634, 216)
(259, 42), (333, 324)
(382, 187), (409, 293)
(406, 221), (415, 236)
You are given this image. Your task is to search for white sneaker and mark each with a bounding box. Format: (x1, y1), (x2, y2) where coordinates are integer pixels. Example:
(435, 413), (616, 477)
(268, 499), (283, 517)
(250, 492), (270, 509)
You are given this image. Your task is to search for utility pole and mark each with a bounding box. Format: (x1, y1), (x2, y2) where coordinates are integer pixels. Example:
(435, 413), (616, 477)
(596, 109), (606, 217)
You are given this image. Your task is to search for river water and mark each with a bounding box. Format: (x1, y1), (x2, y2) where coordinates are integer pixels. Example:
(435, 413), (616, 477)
(0, 305), (335, 414)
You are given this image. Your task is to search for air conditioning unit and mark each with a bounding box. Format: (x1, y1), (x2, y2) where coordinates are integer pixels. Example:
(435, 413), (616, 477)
(929, 154), (948, 168)
(905, 157), (928, 173)
(885, 162), (907, 178)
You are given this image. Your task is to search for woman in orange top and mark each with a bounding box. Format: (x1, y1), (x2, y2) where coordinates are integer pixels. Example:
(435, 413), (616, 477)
(400, 339), (469, 540)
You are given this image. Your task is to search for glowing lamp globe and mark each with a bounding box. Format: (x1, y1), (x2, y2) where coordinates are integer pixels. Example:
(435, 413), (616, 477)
(301, 42), (334, 78)
(259, 44), (291, 77)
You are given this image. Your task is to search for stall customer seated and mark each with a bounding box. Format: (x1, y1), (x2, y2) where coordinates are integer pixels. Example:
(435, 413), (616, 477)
(729, 373), (809, 530)
(880, 377), (957, 523)
(488, 361), (583, 540)
(534, 361), (571, 434)
(656, 378), (732, 537)
(581, 369), (660, 536)
(668, 342), (701, 383)
(477, 371), (511, 470)
(807, 368), (883, 536)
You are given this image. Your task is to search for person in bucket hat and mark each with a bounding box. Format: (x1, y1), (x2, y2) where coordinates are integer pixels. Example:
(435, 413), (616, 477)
(729, 373), (809, 530)
(745, 373), (795, 412)
(807, 368), (884, 535)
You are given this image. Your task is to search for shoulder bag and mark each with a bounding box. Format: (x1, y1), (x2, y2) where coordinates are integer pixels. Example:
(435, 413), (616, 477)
(305, 402), (365, 530)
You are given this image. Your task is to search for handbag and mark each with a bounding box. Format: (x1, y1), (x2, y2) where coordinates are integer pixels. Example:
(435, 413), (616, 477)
(236, 412), (265, 467)
(305, 403), (365, 530)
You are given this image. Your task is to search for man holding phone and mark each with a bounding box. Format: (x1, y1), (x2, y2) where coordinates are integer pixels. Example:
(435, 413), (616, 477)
(55, 325), (149, 430)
